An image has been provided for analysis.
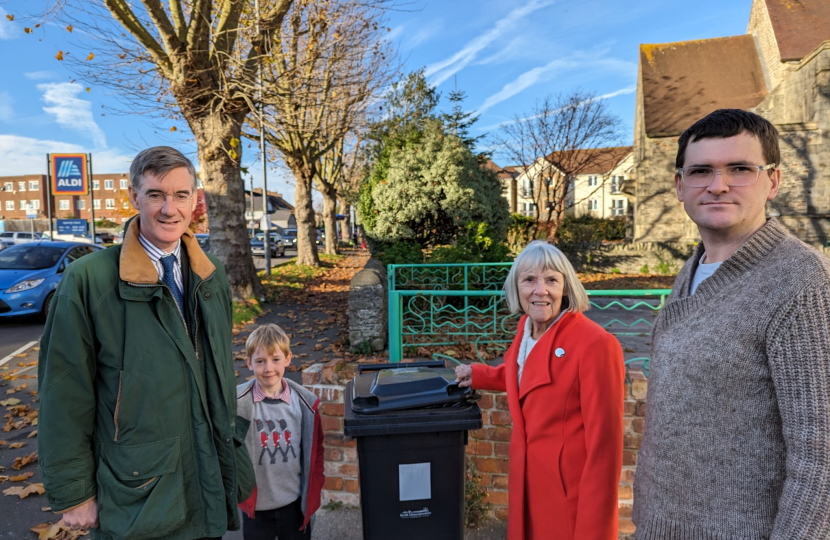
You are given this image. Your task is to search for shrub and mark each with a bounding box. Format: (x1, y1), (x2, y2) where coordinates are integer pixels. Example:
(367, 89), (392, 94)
(375, 241), (424, 266)
(557, 215), (626, 245)
(94, 219), (119, 228)
(428, 222), (512, 264)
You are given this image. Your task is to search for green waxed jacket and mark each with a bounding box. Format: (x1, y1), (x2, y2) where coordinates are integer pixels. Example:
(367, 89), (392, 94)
(38, 217), (255, 540)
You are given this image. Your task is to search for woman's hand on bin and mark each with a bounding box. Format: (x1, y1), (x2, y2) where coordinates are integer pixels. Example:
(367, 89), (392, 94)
(455, 364), (472, 388)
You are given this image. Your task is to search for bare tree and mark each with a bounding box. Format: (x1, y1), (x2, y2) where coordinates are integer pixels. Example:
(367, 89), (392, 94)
(11, 0), (299, 299)
(315, 131), (367, 253)
(248, 0), (393, 264)
(495, 91), (625, 241)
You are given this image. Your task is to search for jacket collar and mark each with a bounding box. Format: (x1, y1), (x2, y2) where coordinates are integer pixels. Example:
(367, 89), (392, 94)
(119, 216), (215, 284)
(237, 377), (318, 410)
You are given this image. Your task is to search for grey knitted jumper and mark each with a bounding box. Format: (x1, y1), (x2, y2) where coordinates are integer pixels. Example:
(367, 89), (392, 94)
(633, 219), (830, 540)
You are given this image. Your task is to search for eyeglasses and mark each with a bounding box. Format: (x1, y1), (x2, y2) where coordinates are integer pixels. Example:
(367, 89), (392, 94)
(676, 163), (776, 187)
(140, 191), (194, 207)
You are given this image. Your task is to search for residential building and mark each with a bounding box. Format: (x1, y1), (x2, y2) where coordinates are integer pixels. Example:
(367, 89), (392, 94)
(245, 189), (295, 231)
(566, 147), (633, 219)
(633, 0), (830, 245)
(484, 159), (521, 213)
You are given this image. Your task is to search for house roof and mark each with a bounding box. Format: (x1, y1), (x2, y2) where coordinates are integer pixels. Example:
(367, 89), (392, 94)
(640, 35), (768, 137)
(544, 146), (633, 175)
(765, 0), (830, 61)
(484, 159), (519, 180)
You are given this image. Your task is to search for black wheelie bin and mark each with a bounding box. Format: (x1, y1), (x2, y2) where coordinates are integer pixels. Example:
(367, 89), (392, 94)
(344, 360), (483, 540)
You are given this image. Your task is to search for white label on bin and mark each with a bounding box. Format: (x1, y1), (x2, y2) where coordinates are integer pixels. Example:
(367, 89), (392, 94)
(399, 462), (431, 501)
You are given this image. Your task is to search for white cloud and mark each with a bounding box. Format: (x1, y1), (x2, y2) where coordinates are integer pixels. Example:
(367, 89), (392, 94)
(475, 37), (528, 66)
(0, 7), (19, 40)
(0, 135), (132, 175)
(479, 86), (637, 131)
(0, 91), (13, 123)
(384, 25), (405, 43)
(424, 0), (555, 86)
(405, 22), (442, 50)
(37, 83), (107, 148)
(475, 54), (635, 114)
(24, 71), (56, 80)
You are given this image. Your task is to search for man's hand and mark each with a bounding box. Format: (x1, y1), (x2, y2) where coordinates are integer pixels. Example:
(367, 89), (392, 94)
(62, 497), (98, 530)
(455, 364), (473, 388)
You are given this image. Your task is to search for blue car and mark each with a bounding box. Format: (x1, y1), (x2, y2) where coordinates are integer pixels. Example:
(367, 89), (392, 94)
(0, 242), (103, 321)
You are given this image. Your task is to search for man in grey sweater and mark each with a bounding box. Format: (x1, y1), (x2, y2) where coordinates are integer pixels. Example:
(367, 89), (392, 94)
(633, 109), (830, 539)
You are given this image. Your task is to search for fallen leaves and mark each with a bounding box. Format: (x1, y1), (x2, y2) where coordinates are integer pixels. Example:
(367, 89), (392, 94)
(0, 398), (21, 407)
(31, 521), (88, 540)
(3, 482), (44, 498)
(7, 383), (28, 395)
(6, 472), (34, 482)
(9, 442), (24, 449)
(28, 430), (37, 438)
(12, 451), (38, 470)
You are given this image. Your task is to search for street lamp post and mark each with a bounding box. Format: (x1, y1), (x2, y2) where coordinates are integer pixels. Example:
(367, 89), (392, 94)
(255, 0), (271, 276)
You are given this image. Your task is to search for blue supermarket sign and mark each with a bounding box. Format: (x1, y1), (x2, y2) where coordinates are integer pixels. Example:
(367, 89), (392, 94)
(51, 154), (88, 195)
(57, 219), (88, 236)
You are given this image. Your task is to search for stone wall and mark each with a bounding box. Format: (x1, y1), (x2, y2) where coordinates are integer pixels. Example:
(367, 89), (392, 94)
(348, 259), (388, 352)
(562, 241), (694, 275)
(301, 359), (648, 539)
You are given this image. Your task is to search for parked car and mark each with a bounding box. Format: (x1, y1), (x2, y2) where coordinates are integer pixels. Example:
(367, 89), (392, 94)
(281, 228), (297, 248)
(0, 241), (103, 320)
(195, 233), (210, 253)
(250, 232), (285, 258)
(112, 231), (124, 244)
(0, 232), (43, 245)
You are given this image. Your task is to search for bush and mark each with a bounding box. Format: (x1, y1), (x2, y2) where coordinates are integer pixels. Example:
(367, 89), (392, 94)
(506, 214), (542, 254)
(375, 241), (424, 266)
(94, 219), (119, 228)
(557, 215), (626, 245)
(428, 222), (512, 264)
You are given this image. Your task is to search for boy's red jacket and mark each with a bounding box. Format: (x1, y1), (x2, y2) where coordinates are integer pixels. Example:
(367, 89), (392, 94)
(236, 378), (325, 529)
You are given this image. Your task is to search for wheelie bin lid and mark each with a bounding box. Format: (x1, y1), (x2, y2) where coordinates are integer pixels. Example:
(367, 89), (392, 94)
(344, 361), (482, 437)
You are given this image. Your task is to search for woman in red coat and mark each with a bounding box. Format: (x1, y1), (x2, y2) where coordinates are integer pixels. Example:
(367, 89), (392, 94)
(456, 241), (624, 540)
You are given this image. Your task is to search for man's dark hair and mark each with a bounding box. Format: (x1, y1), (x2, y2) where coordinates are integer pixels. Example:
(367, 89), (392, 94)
(675, 109), (780, 169)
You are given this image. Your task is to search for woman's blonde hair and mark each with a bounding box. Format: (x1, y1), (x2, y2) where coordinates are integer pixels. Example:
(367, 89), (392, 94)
(504, 240), (589, 315)
(245, 324), (291, 359)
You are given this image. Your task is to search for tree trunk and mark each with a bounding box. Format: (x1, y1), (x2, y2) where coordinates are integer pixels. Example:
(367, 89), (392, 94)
(192, 114), (263, 300)
(291, 166), (320, 266)
(338, 196), (351, 243)
(321, 184), (339, 255)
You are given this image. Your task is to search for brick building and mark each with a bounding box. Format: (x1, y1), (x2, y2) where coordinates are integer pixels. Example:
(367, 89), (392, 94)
(634, 0), (830, 245)
(0, 172), (136, 225)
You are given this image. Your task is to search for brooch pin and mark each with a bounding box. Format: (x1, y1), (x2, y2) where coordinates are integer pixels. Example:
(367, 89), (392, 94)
(555, 348), (565, 358)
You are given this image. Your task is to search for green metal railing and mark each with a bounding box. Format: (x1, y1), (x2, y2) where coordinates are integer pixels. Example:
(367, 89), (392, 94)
(387, 263), (670, 375)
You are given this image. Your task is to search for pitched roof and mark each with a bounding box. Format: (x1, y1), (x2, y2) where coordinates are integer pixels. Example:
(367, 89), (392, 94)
(640, 35), (768, 137)
(545, 146), (633, 175)
(765, 0), (830, 61)
(484, 159), (519, 180)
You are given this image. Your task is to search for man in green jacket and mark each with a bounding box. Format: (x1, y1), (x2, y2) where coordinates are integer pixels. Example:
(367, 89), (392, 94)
(38, 146), (255, 540)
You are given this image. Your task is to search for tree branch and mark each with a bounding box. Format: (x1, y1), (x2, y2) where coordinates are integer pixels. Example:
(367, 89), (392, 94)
(104, 0), (173, 74)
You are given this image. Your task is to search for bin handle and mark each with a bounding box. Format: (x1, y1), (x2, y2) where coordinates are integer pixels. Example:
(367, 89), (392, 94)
(357, 359), (446, 374)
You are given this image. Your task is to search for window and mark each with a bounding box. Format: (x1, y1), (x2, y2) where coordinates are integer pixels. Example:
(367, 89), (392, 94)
(587, 176), (598, 187)
(31, 200), (41, 210)
(93, 199), (101, 210)
(3, 182), (11, 191)
(122, 200), (130, 209)
(29, 181), (39, 191)
(105, 179), (114, 190)
(105, 199), (115, 209)
(92, 180), (100, 191)
(76, 200), (86, 210)
(18, 182), (25, 192)
(612, 199), (626, 216)
(120, 179), (129, 189)
(5, 201), (13, 210)
(611, 175), (624, 194)
(19, 200), (26, 210)
(522, 179), (535, 198)
(59, 200), (70, 210)
(588, 199), (599, 211)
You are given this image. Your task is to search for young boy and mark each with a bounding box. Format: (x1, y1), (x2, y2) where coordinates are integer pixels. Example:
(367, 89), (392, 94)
(237, 324), (325, 540)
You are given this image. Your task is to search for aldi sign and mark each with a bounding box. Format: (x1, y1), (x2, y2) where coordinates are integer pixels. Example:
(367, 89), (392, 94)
(51, 154), (88, 195)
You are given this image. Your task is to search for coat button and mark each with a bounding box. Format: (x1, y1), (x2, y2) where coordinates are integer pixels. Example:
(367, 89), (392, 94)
(555, 348), (565, 357)
(205, 292), (211, 298)
(132, 471), (139, 477)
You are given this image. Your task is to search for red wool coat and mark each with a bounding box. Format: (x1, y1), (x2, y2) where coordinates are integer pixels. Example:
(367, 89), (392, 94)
(472, 312), (624, 540)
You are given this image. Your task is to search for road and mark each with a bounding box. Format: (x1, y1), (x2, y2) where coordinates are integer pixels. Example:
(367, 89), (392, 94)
(0, 251), (296, 361)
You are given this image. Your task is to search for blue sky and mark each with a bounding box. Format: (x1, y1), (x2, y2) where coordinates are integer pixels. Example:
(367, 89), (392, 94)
(0, 0), (752, 204)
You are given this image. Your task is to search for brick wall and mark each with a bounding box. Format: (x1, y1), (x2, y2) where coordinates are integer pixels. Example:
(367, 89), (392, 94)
(300, 359), (649, 539)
